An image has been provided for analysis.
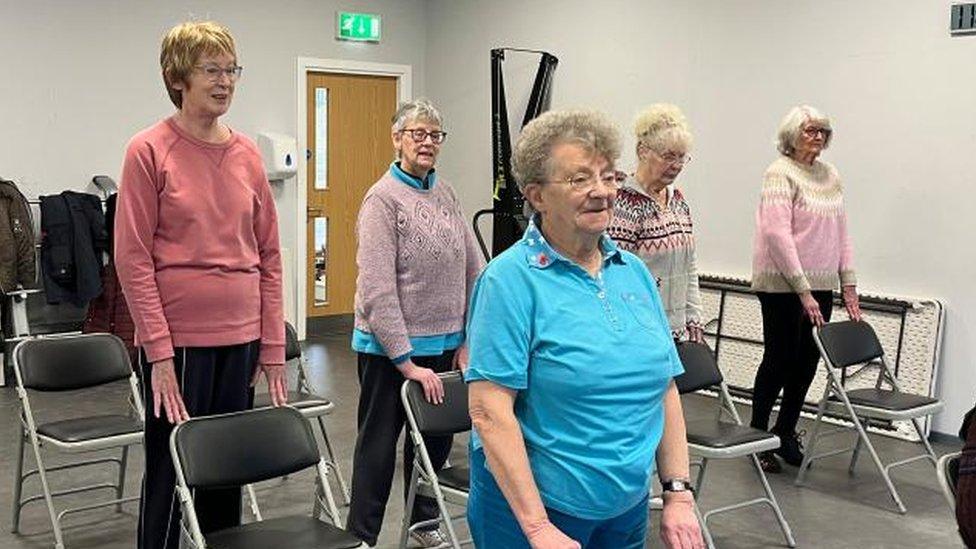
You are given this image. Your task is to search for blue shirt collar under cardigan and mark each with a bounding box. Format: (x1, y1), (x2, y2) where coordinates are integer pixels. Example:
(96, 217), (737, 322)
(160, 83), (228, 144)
(522, 214), (624, 270)
(391, 161), (436, 190)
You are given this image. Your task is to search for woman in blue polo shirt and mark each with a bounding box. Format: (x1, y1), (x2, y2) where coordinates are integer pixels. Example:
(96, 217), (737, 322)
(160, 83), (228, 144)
(465, 109), (703, 549)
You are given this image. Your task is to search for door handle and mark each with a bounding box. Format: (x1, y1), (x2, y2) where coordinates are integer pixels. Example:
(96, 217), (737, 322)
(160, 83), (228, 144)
(307, 207), (324, 217)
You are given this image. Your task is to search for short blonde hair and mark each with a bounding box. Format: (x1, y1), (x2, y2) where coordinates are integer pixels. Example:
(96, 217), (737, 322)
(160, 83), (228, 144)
(512, 109), (620, 191)
(634, 103), (693, 155)
(391, 98), (443, 131)
(160, 21), (237, 108)
(776, 105), (832, 156)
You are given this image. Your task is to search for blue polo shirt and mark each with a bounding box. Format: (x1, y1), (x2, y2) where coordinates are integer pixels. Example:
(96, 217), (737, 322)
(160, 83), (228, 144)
(465, 218), (683, 520)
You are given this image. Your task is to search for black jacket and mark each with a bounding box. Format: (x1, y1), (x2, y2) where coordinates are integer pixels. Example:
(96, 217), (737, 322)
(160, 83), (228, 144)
(40, 191), (107, 306)
(0, 178), (36, 293)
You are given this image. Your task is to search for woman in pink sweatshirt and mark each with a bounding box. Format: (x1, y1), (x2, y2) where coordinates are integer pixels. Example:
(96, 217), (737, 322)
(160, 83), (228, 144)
(750, 105), (862, 473)
(114, 21), (285, 549)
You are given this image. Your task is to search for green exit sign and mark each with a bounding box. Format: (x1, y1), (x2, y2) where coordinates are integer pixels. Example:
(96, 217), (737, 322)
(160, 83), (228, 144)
(337, 12), (381, 42)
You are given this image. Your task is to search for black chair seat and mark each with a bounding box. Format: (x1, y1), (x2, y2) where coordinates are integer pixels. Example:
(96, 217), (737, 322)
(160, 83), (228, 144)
(435, 465), (469, 492)
(206, 516), (362, 549)
(686, 420), (776, 449)
(254, 391), (332, 411)
(37, 415), (142, 443)
(829, 389), (939, 411)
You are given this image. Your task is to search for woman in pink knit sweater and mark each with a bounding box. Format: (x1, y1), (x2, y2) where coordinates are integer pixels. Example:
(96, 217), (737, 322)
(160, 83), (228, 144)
(749, 105), (862, 473)
(114, 22), (286, 548)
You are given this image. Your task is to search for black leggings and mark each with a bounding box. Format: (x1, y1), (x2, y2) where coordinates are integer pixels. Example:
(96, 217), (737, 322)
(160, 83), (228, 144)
(750, 291), (833, 435)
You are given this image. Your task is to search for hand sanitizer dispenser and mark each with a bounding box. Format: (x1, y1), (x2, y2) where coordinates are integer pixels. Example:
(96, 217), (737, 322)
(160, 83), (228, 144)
(258, 132), (298, 181)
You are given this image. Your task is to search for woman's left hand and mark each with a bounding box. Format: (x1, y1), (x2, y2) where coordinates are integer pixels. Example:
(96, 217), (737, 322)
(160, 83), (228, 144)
(251, 363), (289, 406)
(661, 493), (704, 549)
(842, 285), (862, 322)
(686, 325), (705, 344)
(453, 344), (470, 373)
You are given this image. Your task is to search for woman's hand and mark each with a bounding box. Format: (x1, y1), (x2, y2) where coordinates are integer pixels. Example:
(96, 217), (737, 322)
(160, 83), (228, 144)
(524, 519), (581, 549)
(398, 360), (445, 404)
(453, 343), (470, 373)
(799, 291), (825, 327)
(152, 358), (189, 424)
(842, 285), (862, 322)
(661, 493), (705, 549)
(251, 363), (289, 406)
(686, 325), (705, 344)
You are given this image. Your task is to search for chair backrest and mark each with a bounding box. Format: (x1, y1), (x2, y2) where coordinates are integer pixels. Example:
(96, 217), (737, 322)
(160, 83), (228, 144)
(285, 321), (301, 362)
(172, 406), (319, 489)
(403, 372), (471, 436)
(14, 333), (132, 391)
(816, 320), (885, 369)
(674, 341), (723, 395)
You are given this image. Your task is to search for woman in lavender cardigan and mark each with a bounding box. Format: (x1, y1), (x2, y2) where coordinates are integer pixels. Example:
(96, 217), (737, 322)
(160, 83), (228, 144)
(749, 105), (862, 473)
(346, 98), (484, 547)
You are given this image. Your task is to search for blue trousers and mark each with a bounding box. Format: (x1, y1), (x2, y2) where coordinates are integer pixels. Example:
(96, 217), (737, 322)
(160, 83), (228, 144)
(467, 449), (648, 549)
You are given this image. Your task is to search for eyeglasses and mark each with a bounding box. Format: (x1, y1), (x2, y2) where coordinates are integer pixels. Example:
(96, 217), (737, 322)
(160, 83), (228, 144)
(802, 126), (831, 139)
(654, 150), (693, 166)
(399, 128), (447, 144)
(550, 170), (624, 192)
(195, 64), (243, 82)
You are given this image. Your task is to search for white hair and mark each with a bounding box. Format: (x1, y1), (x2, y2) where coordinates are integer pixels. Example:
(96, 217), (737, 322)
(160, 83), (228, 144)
(634, 103), (693, 155)
(776, 105), (832, 156)
(391, 98), (443, 131)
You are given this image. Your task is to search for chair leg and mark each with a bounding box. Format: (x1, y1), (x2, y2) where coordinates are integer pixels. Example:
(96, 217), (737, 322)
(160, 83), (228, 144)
(910, 417), (940, 465)
(849, 418), (865, 475)
(398, 465), (421, 549)
(847, 411), (907, 514)
(316, 416), (351, 505)
(11, 426), (25, 533)
(693, 500), (716, 549)
(26, 431), (65, 549)
(749, 453), (796, 547)
(245, 484), (263, 521)
(116, 445), (129, 513)
(694, 458), (709, 498)
(796, 384), (831, 485)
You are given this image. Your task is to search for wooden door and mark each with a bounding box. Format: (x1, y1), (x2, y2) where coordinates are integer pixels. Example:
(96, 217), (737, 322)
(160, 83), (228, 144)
(306, 72), (398, 317)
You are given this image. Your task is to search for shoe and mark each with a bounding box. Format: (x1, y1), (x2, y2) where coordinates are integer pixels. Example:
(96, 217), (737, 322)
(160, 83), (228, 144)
(758, 450), (782, 473)
(410, 528), (448, 548)
(774, 429), (806, 467)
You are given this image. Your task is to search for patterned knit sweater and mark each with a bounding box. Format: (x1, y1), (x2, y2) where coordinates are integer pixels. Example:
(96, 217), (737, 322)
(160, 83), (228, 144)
(751, 156), (856, 293)
(353, 169), (484, 360)
(607, 181), (702, 339)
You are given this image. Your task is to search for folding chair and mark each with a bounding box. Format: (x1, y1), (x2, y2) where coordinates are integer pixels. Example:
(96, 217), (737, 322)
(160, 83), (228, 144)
(938, 451), (961, 510)
(170, 406), (365, 549)
(675, 341), (796, 548)
(11, 333), (144, 549)
(797, 320), (943, 513)
(251, 322), (350, 509)
(398, 371), (471, 549)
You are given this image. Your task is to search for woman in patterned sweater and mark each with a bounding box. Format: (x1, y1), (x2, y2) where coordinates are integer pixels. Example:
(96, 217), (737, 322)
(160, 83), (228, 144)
(749, 105), (862, 473)
(608, 104), (703, 343)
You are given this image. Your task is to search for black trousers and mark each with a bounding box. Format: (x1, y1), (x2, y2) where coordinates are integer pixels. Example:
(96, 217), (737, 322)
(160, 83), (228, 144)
(137, 341), (259, 549)
(750, 291), (833, 435)
(346, 351), (455, 546)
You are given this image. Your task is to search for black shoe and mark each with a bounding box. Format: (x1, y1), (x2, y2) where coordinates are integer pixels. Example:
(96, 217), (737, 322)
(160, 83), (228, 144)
(758, 450), (782, 473)
(774, 429), (806, 466)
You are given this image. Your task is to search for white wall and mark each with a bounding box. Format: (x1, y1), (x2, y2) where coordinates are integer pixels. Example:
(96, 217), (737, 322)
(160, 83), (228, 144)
(0, 0), (427, 321)
(425, 0), (976, 434)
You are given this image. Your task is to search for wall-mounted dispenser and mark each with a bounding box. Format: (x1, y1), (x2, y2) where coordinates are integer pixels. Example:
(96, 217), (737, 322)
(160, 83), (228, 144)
(257, 132), (298, 181)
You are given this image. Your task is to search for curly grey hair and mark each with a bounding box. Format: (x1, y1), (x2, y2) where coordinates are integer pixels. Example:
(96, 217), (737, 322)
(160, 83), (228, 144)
(776, 105), (832, 156)
(634, 103), (693, 155)
(512, 109), (621, 191)
(391, 98), (443, 131)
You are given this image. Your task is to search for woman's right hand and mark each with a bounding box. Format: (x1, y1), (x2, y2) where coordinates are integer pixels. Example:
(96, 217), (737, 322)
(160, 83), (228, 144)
(525, 519), (581, 549)
(398, 360), (445, 404)
(799, 291), (825, 327)
(152, 358), (189, 424)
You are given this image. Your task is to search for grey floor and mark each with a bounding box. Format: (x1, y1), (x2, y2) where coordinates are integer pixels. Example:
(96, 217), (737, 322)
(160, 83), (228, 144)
(0, 319), (964, 549)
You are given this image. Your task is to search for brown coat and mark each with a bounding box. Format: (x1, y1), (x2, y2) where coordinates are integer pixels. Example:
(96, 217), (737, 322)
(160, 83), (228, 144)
(0, 178), (36, 293)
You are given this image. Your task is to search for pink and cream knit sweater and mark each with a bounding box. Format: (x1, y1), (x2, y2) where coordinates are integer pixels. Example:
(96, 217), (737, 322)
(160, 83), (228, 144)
(751, 156), (855, 293)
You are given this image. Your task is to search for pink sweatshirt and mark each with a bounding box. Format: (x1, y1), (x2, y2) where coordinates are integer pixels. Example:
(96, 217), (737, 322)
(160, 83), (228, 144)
(115, 118), (284, 364)
(751, 156), (856, 293)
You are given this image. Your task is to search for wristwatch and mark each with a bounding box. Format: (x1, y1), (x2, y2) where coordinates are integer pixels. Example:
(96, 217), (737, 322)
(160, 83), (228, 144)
(661, 478), (695, 494)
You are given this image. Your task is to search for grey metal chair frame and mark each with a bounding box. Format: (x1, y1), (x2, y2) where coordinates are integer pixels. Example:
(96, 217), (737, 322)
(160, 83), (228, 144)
(11, 333), (144, 549)
(169, 406), (365, 549)
(398, 372), (471, 549)
(937, 450), (961, 510)
(247, 322), (350, 521)
(676, 342), (796, 548)
(797, 320), (943, 514)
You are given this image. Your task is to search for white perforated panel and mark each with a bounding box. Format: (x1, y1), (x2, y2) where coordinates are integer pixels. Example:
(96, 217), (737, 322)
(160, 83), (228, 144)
(699, 276), (944, 441)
